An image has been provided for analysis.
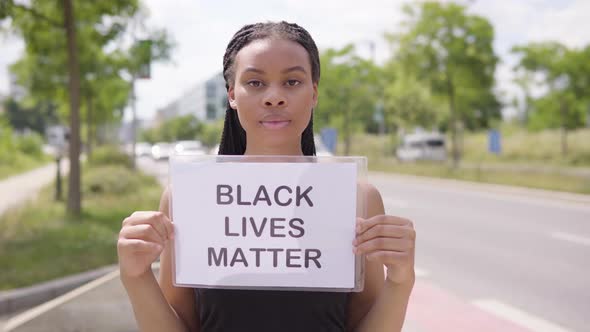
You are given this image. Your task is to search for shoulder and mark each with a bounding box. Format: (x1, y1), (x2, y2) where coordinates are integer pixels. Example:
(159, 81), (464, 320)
(359, 182), (384, 218)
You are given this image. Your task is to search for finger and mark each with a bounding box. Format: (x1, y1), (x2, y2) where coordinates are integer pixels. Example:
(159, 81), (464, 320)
(164, 218), (175, 240)
(356, 215), (413, 234)
(353, 224), (414, 246)
(123, 211), (170, 241)
(118, 239), (162, 253)
(365, 250), (411, 265)
(354, 237), (413, 255)
(120, 224), (166, 245)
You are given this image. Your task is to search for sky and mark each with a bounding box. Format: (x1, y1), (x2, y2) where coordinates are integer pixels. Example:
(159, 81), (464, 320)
(1, 0), (589, 122)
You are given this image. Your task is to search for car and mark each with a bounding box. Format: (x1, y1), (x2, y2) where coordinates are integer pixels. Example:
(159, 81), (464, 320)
(174, 140), (206, 155)
(396, 131), (446, 162)
(209, 144), (220, 155)
(151, 142), (173, 160)
(135, 142), (152, 157)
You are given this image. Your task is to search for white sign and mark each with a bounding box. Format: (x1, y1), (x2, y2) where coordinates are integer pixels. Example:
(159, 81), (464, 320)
(170, 160), (358, 290)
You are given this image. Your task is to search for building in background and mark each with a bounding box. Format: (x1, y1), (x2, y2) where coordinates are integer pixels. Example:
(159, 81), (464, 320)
(152, 72), (226, 127)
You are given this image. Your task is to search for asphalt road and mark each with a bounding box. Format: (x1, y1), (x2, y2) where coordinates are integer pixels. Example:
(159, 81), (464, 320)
(139, 157), (590, 331)
(4, 157), (588, 332)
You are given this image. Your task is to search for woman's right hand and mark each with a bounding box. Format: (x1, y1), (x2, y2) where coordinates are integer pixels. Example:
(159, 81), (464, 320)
(117, 211), (174, 279)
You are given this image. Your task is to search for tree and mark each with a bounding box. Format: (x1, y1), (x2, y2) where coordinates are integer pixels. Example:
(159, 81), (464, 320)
(140, 115), (203, 144)
(3, 98), (58, 134)
(512, 42), (590, 156)
(1, 0), (173, 215)
(316, 45), (380, 155)
(383, 71), (442, 133)
(390, 1), (500, 166)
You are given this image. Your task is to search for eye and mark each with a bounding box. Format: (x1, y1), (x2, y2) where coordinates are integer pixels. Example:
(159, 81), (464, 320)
(247, 80), (263, 88)
(286, 79), (300, 87)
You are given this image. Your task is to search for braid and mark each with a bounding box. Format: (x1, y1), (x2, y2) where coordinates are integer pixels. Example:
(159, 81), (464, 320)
(219, 21), (320, 156)
(301, 113), (316, 156)
(218, 104), (247, 155)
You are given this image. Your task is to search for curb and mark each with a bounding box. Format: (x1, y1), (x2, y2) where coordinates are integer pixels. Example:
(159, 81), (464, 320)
(2, 263), (160, 332)
(369, 171), (590, 205)
(0, 265), (117, 316)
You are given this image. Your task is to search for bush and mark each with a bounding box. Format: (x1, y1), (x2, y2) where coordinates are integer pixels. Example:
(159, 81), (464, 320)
(83, 165), (156, 196)
(89, 145), (132, 168)
(16, 132), (43, 158)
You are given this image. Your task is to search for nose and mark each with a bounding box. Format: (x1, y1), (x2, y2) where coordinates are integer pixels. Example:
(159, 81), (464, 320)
(263, 86), (286, 107)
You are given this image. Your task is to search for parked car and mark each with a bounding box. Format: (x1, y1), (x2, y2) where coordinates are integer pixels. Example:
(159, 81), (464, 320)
(135, 142), (152, 157)
(396, 132), (446, 162)
(209, 144), (220, 155)
(151, 142), (173, 160)
(174, 140), (206, 155)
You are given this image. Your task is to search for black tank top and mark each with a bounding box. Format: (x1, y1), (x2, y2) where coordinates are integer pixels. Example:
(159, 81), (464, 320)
(195, 288), (350, 332)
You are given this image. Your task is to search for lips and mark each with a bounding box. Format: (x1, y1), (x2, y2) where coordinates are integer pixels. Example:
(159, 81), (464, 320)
(260, 120), (291, 130)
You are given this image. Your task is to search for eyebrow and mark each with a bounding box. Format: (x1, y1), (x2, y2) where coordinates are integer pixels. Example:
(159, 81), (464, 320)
(242, 66), (307, 75)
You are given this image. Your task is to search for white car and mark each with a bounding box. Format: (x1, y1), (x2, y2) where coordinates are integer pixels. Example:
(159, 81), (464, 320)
(210, 144), (220, 155)
(396, 132), (446, 162)
(174, 140), (206, 155)
(151, 142), (173, 160)
(135, 142), (152, 157)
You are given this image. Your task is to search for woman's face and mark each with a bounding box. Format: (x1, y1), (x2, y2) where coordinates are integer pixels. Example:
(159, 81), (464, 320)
(228, 38), (318, 155)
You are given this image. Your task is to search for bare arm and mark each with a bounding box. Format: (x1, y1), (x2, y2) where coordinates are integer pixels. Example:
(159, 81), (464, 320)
(347, 184), (415, 332)
(118, 188), (198, 332)
(157, 187), (200, 332)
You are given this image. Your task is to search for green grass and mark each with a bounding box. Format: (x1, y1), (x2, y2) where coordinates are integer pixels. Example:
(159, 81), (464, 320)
(460, 125), (590, 166)
(0, 153), (52, 180)
(371, 159), (590, 194)
(0, 165), (163, 290)
(336, 128), (590, 194)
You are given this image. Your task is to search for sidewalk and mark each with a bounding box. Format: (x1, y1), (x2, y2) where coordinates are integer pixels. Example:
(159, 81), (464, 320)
(0, 160), (69, 216)
(1, 265), (425, 332)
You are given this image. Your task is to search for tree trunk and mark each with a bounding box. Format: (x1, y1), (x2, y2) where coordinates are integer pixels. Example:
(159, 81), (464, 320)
(560, 97), (568, 157)
(86, 93), (93, 158)
(344, 105), (351, 156)
(63, 0), (81, 215)
(446, 70), (459, 168)
(131, 77), (137, 169)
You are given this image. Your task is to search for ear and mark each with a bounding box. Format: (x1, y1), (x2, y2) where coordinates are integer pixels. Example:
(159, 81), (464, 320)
(228, 85), (237, 110)
(311, 82), (318, 108)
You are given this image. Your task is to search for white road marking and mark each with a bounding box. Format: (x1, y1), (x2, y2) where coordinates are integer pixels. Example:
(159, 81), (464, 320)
(369, 173), (590, 213)
(550, 232), (590, 246)
(3, 262), (160, 331)
(473, 299), (572, 332)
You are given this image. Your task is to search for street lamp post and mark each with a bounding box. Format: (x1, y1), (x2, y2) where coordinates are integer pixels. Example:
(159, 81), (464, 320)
(554, 74), (570, 157)
(357, 39), (385, 135)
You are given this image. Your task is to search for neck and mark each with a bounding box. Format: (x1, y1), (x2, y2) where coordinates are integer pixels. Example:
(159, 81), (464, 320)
(244, 138), (303, 156)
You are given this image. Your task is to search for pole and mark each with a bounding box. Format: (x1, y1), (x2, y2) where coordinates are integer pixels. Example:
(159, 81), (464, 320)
(131, 76), (137, 169)
(55, 156), (62, 201)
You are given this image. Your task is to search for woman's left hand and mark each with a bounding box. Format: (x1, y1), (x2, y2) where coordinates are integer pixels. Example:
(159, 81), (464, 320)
(353, 215), (416, 285)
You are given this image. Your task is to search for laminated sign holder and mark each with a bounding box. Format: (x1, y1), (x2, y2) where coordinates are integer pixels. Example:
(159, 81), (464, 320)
(169, 154), (367, 292)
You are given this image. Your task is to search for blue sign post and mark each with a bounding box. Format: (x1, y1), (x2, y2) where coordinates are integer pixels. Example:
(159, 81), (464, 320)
(488, 129), (501, 155)
(320, 128), (338, 154)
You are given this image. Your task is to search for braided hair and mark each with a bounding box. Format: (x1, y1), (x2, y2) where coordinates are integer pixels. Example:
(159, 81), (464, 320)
(218, 21), (320, 156)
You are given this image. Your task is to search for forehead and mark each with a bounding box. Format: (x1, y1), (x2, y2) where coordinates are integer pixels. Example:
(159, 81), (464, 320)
(234, 38), (311, 73)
